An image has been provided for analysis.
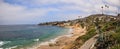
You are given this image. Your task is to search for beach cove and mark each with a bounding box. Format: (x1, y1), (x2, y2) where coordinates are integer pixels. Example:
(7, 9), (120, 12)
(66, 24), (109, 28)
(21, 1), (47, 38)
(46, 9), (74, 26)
(36, 24), (87, 49)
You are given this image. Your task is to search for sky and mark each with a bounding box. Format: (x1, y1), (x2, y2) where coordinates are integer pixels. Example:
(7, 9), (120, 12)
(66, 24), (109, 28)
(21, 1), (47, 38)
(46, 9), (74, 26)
(0, 0), (120, 25)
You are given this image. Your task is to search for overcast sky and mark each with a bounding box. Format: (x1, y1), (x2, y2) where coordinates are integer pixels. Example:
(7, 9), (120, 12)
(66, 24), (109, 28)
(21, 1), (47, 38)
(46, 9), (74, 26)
(0, 0), (120, 25)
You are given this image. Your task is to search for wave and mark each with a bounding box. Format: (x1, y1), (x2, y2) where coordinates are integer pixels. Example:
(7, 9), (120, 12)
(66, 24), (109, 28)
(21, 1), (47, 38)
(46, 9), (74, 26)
(39, 37), (58, 45)
(0, 41), (12, 49)
(39, 28), (73, 46)
(0, 41), (11, 47)
(33, 39), (39, 42)
(0, 48), (3, 49)
(6, 46), (18, 49)
(0, 41), (4, 47)
(17, 28), (73, 49)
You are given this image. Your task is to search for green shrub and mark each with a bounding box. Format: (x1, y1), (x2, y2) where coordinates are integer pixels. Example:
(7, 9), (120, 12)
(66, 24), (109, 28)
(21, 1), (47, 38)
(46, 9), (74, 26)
(78, 28), (96, 42)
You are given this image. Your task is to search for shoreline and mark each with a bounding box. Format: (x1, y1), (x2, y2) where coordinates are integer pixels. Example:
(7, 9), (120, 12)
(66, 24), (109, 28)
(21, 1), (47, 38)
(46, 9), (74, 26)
(0, 25), (86, 49)
(21, 27), (73, 49)
(35, 26), (86, 49)
(34, 28), (73, 49)
(39, 28), (73, 45)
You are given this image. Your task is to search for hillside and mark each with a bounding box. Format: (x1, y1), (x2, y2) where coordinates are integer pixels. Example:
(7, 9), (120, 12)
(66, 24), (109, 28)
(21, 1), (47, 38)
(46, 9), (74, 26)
(38, 14), (120, 49)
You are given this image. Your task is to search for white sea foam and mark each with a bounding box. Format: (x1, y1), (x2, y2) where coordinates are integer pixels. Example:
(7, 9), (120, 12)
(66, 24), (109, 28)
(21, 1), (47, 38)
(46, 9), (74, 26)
(39, 35), (73, 46)
(39, 37), (58, 45)
(34, 39), (39, 42)
(68, 28), (73, 33)
(39, 37), (56, 45)
(0, 48), (3, 49)
(0, 41), (11, 49)
(22, 28), (74, 49)
(64, 28), (73, 37)
(39, 28), (73, 46)
(7, 46), (18, 49)
(0, 41), (4, 46)
(0, 41), (11, 46)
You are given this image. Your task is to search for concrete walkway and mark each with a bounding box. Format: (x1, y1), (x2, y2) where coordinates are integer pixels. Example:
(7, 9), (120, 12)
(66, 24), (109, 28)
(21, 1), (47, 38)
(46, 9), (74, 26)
(79, 34), (98, 49)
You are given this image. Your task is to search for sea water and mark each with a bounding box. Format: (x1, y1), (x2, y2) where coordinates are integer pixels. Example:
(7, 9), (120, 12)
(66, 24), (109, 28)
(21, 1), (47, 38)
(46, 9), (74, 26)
(0, 25), (69, 49)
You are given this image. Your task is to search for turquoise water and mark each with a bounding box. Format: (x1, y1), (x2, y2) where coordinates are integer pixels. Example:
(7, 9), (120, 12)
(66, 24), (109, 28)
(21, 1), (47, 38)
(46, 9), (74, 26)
(0, 25), (69, 49)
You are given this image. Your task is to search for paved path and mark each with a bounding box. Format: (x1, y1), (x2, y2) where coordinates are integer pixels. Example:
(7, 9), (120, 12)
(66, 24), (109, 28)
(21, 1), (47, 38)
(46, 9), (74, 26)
(79, 34), (99, 49)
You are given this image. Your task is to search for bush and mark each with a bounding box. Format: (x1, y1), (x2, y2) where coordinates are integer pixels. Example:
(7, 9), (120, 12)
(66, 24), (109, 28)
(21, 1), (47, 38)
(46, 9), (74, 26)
(77, 28), (96, 42)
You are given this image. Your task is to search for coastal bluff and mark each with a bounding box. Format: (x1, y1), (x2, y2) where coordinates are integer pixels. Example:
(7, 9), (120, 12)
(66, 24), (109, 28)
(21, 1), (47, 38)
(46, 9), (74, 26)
(38, 14), (120, 28)
(37, 14), (120, 49)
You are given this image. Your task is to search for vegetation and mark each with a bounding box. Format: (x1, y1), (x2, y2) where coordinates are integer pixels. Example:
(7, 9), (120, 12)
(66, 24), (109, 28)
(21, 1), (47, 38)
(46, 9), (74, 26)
(66, 14), (120, 49)
(94, 17), (120, 49)
(65, 28), (96, 49)
(38, 14), (120, 49)
(77, 28), (96, 42)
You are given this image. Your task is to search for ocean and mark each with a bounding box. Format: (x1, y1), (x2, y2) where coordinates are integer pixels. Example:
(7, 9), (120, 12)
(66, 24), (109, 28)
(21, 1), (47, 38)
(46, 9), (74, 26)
(0, 25), (69, 49)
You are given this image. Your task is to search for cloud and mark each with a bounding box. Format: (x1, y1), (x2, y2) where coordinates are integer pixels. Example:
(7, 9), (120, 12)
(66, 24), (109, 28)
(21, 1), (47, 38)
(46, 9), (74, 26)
(105, 0), (120, 6)
(0, 0), (119, 25)
(0, 0), (59, 25)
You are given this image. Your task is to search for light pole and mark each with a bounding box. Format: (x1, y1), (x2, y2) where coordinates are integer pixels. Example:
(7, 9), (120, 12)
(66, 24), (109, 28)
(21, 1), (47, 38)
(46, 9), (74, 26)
(116, 8), (119, 15)
(101, 5), (109, 15)
(78, 16), (80, 19)
(105, 5), (109, 15)
(101, 6), (104, 15)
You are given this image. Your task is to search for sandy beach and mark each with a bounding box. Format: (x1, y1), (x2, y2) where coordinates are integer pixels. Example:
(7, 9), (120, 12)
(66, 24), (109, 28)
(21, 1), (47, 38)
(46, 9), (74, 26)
(35, 24), (86, 49)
